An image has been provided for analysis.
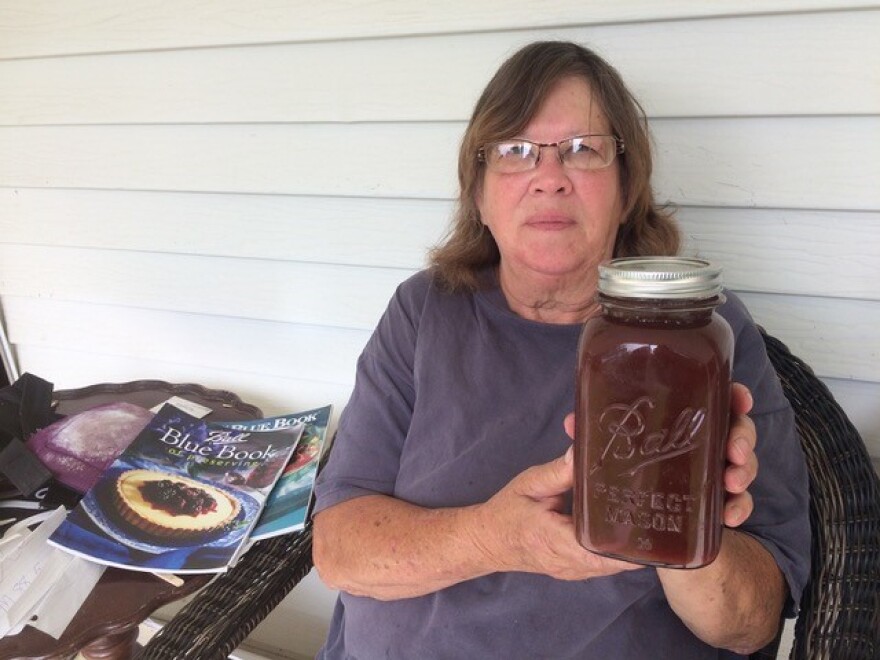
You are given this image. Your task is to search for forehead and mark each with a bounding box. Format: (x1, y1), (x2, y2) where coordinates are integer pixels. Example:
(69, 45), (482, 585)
(523, 76), (611, 138)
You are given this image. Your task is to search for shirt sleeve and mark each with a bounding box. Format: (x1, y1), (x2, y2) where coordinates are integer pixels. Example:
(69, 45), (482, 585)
(312, 273), (425, 514)
(721, 292), (811, 617)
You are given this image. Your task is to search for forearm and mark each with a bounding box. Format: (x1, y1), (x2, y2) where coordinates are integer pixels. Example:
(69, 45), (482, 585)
(313, 454), (638, 600)
(657, 529), (785, 654)
(312, 494), (492, 600)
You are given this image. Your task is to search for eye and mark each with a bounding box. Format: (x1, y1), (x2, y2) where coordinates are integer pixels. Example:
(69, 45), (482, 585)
(494, 141), (536, 160)
(569, 137), (602, 156)
(564, 136), (611, 169)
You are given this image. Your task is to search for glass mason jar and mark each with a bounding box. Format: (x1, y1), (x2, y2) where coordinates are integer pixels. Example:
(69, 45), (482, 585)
(573, 257), (734, 568)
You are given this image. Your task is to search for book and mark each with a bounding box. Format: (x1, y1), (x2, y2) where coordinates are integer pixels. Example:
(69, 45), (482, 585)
(249, 404), (332, 541)
(47, 404), (304, 574)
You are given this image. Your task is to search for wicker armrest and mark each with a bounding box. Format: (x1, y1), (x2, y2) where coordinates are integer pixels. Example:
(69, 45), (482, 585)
(138, 440), (334, 659)
(751, 330), (880, 660)
(137, 526), (315, 659)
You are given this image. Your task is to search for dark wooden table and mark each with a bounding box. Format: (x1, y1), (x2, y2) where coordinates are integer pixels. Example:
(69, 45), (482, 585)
(0, 381), (263, 660)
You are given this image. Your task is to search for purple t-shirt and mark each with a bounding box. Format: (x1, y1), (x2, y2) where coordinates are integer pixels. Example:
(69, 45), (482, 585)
(314, 269), (810, 660)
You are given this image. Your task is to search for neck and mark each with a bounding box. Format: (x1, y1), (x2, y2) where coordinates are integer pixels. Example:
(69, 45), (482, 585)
(497, 264), (600, 324)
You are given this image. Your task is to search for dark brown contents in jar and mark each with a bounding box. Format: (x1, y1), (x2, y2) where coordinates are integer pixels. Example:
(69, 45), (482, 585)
(574, 301), (732, 568)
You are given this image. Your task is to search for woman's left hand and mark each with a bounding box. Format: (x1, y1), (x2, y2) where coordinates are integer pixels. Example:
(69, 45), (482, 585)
(723, 383), (758, 527)
(656, 384), (783, 653)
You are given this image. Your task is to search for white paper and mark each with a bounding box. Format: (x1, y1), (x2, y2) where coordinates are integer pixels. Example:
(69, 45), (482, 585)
(0, 507), (69, 636)
(149, 396), (213, 418)
(25, 556), (105, 638)
(2, 549), (75, 637)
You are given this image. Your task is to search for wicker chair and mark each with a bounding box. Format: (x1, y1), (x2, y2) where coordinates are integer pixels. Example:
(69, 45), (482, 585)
(750, 331), (880, 660)
(139, 331), (880, 660)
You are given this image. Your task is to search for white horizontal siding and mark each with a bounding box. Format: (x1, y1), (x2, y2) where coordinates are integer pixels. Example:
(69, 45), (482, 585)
(0, 188), (445, 269)
(2, 118), (878, 209)
(0, 245), (409, 330)
(2, 10), (878, 124)
(3, 1), (878, 60)
(677, 207), (880, 301)
(735, 292), (880, 383)
(1, 296), (369, 385)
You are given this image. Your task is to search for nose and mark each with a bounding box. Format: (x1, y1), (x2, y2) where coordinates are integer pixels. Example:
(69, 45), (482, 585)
(529, 146), (572, 195)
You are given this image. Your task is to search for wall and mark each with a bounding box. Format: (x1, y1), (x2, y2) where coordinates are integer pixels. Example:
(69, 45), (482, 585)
(1, 2), (878, 657)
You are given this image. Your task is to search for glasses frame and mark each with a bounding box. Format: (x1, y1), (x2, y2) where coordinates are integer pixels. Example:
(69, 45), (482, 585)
(477, 134), (625, 172)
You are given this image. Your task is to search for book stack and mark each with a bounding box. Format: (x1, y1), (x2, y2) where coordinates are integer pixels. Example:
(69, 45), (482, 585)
(47, 402), (332, 574)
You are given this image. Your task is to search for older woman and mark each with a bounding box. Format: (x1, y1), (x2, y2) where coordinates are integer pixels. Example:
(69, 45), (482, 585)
(312, 41), (809, 659)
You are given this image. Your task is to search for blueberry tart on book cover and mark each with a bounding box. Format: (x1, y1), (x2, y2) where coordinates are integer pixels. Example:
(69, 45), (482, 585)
(114, 468), (241, 540)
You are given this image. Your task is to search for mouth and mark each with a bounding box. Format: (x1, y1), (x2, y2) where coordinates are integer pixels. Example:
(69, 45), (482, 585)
(525, 214), (575, 231)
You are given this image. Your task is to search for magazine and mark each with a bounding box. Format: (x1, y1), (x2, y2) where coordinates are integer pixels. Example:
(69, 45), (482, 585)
(47, 404), (304, 574)
(249, 405), (332, 541)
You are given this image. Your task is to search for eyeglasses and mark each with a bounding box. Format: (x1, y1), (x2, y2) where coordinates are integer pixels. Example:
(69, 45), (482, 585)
(477, 134), (625, 174)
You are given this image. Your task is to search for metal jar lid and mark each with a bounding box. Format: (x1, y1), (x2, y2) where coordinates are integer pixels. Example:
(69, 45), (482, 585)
(598, 257), (723, 299)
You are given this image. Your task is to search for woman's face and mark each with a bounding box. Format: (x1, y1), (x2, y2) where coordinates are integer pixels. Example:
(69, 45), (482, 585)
(476, 76), (623, 287)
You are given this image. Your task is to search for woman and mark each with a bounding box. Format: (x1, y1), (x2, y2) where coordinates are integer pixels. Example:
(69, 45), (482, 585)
(312, 41), (810, 659)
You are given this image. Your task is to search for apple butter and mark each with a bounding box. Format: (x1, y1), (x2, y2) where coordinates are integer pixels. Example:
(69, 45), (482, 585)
(574, 257), (733, 568)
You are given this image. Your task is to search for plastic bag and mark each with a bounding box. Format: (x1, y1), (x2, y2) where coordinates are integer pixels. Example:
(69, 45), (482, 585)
(27, 402), (153, 494)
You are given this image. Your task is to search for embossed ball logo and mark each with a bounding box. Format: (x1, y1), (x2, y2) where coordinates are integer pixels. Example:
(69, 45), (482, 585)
(590, 396), (707, 477)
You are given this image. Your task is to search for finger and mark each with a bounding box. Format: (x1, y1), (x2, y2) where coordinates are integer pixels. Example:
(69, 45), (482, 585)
(730, 382), (753, 415)
(563, 413), (575, 440)
(724, 491), (753, 527)
(727, 415), (757, 464)
(513, 447), (574, 500)
(730, 409), (757, 457)
(724, 455), (758, 494)
(591, 553), (644, 575)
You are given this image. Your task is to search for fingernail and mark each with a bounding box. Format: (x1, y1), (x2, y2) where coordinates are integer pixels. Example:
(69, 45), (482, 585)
(564, 446), (574, 464)
(735, 437), (750, 459)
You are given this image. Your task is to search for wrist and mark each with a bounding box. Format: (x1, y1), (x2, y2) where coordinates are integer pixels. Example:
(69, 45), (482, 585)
(461, 501), (509, 575)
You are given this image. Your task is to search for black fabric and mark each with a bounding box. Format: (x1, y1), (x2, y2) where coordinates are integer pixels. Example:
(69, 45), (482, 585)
(0, 373), (61, 496)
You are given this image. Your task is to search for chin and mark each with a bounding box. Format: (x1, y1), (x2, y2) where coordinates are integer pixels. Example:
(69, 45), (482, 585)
(522, 262), (590, 281)
(522, 251), (596, 275)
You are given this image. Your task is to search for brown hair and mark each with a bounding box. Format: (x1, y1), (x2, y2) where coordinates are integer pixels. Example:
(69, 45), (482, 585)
(429, 41), (680, 291)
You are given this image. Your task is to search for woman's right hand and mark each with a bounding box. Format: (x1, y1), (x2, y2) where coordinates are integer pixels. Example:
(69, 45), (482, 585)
(468, 447), (640, 581)
(314, 429), (638, 602)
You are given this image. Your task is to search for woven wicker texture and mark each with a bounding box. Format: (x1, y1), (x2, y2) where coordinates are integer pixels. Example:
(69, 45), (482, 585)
(138, 333), (879, 659)
(759, 331), (880, 660)
(137, 528), (314, 660)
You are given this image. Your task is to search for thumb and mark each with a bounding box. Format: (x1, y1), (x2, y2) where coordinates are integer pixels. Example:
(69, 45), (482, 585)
(514, 447), (574, 500)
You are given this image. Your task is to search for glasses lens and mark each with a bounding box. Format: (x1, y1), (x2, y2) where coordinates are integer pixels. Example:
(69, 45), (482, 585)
(563, 136), (616, 170)
(482, 136), (621, 172)
(485, 140), (538, 173)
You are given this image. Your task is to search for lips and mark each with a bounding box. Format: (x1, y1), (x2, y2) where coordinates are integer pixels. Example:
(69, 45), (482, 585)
(525, 214), (575, 230)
